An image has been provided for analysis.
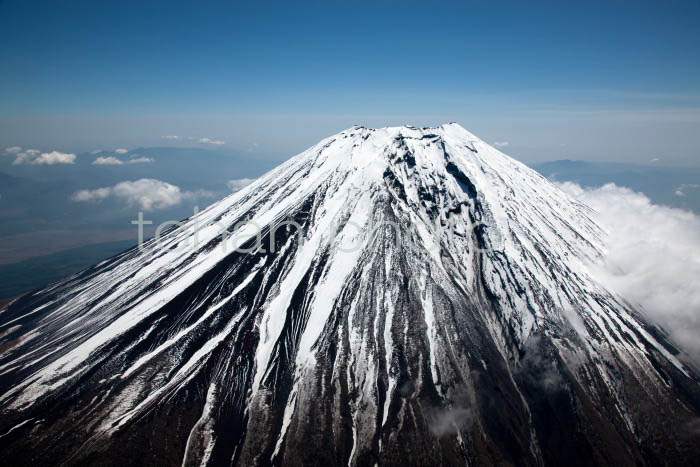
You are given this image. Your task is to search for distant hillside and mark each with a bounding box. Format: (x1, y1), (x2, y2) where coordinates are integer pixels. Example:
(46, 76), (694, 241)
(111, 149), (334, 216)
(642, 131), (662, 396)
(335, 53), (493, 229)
(531, 160), (700, 213)
(0, 240), (134, 299)
(0, 146), (281, 263)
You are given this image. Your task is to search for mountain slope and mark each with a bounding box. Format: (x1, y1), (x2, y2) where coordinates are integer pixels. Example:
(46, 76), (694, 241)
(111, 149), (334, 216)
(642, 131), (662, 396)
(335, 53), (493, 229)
(1, 124), (699, 466)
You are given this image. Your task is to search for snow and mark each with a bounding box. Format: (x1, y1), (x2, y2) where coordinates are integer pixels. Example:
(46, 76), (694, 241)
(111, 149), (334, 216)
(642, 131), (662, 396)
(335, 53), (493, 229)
(272, 386), (297, 459)
(1, 123), (693, 458)
(0, 419), (34, 439)
(182, 382), (218, 467)
(420, 274), (440, 387)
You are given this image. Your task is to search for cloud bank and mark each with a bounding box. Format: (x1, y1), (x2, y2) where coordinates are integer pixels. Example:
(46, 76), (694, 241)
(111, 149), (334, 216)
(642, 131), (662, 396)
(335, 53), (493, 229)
(493, 141), (509, 147)
(5, 147), (76, 165)
(559, 182), (700, 360)
(72, 178), (212, 211)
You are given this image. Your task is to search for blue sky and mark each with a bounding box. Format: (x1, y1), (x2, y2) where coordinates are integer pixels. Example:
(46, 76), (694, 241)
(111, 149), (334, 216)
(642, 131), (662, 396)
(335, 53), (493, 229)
(1, 0), (699, 165)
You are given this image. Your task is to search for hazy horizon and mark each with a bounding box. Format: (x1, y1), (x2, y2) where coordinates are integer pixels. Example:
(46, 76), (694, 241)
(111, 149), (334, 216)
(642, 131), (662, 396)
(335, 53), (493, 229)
(2, 0), (700, 166)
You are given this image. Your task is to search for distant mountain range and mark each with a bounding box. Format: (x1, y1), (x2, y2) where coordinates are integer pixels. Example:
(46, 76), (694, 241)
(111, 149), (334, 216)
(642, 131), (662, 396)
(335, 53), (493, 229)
(531, 159), (700, 214)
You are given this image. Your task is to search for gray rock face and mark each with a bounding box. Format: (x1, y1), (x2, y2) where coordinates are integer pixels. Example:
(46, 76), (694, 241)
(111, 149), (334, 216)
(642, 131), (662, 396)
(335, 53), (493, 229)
(1, 124), (699, 466)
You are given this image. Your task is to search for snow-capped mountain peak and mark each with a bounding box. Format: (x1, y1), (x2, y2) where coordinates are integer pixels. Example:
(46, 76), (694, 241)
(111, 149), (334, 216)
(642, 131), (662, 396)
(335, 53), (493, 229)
(1, 124), (699, 466)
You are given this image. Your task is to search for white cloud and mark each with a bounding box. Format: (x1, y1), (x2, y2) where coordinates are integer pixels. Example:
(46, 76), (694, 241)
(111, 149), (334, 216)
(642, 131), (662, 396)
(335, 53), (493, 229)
(493, 141), (509, 147)
(11, 149), (38, 165)
(92, 155), (154, 165)
(72, 178), (213, 211)
(161, 135), (180, 140)
(4, 146), (22, 154)
(128, 156), (154, 164)
(72, 187), (112, 202)
(650, 157), (660, 163)
(559, 182), (700, 361)
(12, 150), (75, 165)
(93, 156), (124, 165)
(199, 137), (225, 145)
(90, 149), (103, 155)
(427, 407), (473, 437)
(34, 151), (76, 165)
(227, 178), (255, 192)
(674, 184), (700, 197)
(115, 148), (128, 154)
(110, 179), (184, 210)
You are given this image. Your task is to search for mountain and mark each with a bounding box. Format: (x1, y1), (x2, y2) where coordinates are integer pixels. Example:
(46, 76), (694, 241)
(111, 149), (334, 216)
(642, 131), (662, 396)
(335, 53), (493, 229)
(1, 124), (699, 466)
